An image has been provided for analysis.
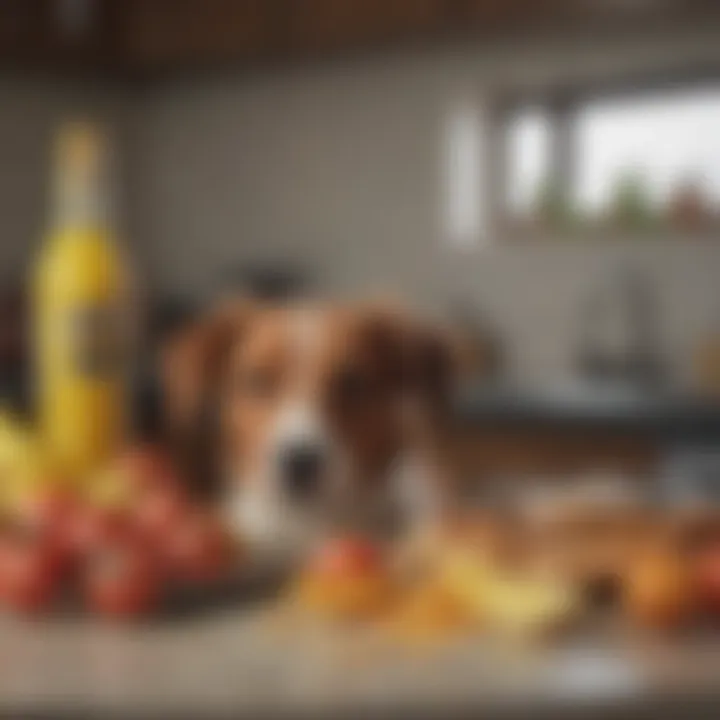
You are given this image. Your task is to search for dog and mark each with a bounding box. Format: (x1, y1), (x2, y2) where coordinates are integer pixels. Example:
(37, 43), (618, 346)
(161, 299), (461, 562)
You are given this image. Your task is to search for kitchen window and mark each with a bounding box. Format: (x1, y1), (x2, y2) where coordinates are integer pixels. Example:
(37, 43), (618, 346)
(505, 86), (720, 237)
(507, 107), (551, 218)
(576, 89), (720, 214)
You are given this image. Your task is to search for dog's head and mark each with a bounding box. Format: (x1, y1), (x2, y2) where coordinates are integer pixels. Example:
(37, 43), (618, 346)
(162, 300), (458, 525)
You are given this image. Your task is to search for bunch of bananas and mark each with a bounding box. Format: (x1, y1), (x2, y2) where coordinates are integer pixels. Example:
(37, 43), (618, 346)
(438, 549), (579, 637)
(0, 411), (58, 510)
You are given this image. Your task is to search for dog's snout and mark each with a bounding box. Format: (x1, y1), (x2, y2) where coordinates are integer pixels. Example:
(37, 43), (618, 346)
(280, 444), (325, 498)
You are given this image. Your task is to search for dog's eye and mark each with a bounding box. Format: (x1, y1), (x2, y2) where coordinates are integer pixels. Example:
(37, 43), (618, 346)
(332, 365), (373, 406)
(236, 368), (278, 399)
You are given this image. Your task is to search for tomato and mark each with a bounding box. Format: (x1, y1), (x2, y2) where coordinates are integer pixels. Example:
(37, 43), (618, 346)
(69, 504), (133, 556)
(133, 485), (189, 542)
(163, 512), (234, 583)
(84, 539), (161, 619)
(0, 532), (60, 613)
(310, 536), (384, 579)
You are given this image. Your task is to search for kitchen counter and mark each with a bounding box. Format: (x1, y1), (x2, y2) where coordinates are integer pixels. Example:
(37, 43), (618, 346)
(0, 381), (719, 716)
(443, 383), (720, 479)
(2, 605), (720, 719)
(453, 384), (720, 442)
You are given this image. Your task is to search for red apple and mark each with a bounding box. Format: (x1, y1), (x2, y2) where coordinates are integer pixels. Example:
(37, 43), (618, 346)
(163, 512), (234, 583)
(9, 487), (79, 574)
(84, 538), (162, 619)
(625, 549), (693, 630)
(0, 531), (61, 613)
(694, 544), (720, 615)
(300, 535), (391, 619)
(310, 536), (384, 580)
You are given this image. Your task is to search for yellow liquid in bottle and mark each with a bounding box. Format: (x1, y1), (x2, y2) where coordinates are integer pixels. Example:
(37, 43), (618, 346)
(34, 124), (128, 479)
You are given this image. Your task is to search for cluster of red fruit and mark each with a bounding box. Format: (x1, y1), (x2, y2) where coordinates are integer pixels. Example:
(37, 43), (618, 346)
(0, 448), (236, 618)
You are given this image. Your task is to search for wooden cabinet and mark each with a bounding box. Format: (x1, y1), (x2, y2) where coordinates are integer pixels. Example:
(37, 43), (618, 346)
(118, 0), (272, 69)
(284, 0), (448, 53)
(117, 0), (452, 68)
(0, 0), (102, 69)
(1, 0), (718, 75)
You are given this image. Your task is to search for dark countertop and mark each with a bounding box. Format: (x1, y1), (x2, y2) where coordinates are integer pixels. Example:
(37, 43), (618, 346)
(8, 369), (720, 444)
(452, 383), (720, 442)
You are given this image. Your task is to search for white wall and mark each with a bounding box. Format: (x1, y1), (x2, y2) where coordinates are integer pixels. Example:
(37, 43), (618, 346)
(3, 25), (720, 381)
(127, 26), (720, 381)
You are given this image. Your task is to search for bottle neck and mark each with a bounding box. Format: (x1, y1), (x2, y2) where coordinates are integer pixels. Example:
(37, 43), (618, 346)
(51, 123), (112, 233)
(52, 172), (110, 233)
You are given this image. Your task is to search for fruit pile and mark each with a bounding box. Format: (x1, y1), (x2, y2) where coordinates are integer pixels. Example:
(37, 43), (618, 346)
(294, 534), (578, 638)
(293, 524), (720, 641)
(0, 426), (237, 619)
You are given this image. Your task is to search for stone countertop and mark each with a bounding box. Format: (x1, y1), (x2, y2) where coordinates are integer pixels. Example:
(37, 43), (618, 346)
(2, 605), (720, 719)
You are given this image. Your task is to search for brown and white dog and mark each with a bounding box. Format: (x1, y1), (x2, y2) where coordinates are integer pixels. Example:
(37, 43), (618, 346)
(161, 299), (459, 562)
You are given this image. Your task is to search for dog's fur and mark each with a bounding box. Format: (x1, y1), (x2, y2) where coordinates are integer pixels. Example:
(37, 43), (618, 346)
(161, 299), (459, 561)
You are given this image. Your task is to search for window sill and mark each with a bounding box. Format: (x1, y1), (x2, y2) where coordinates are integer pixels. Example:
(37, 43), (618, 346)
(498, 227), (720, 245)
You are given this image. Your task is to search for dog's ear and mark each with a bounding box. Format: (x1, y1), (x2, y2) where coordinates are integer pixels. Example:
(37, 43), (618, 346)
(357, 304), (411, 389)
(358, 302), (465, 404)
(409, 323), (463, 404)
(160, 299), (255, 436)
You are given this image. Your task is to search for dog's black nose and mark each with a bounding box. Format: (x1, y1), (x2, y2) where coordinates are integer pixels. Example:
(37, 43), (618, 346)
(280, 444), (325, 498)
